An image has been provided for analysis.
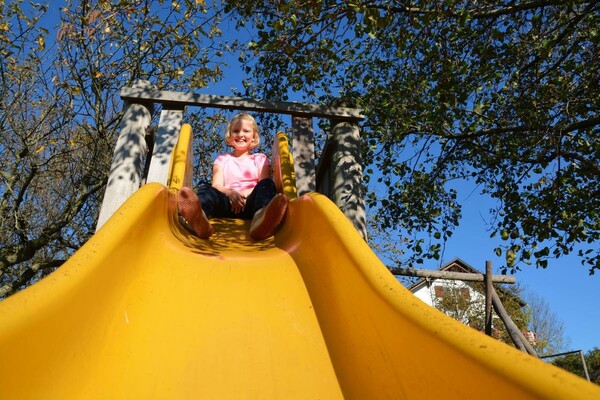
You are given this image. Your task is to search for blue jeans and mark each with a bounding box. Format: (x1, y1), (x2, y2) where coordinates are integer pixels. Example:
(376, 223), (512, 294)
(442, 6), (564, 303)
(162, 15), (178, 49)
(197, 178), (276, 220)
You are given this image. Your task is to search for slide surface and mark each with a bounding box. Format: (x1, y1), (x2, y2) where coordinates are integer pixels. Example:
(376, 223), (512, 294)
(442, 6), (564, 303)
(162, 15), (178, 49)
(1, 134), (599, 399)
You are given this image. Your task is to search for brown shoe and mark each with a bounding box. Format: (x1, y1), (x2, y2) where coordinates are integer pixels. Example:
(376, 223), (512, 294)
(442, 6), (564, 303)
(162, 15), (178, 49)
(249, 193), (288, 240)
(177, 187), (213, 239)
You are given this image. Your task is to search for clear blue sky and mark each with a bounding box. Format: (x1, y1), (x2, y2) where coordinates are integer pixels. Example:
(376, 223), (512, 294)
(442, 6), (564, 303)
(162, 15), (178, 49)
(206, 59), (599, 355)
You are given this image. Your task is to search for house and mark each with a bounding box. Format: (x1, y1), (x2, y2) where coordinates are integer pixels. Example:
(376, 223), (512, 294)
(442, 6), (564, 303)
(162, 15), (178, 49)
(408, 258), (487, 307)
(405, 258), (529, 339)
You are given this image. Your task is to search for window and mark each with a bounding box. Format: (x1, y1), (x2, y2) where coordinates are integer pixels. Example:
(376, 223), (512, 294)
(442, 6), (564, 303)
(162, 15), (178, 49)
(460, 288), (471, 300)
(434, 286), (446, 298)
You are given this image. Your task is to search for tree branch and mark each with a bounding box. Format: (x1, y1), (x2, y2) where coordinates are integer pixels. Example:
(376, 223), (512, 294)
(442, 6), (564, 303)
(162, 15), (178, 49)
(447, 115), (600, 140)
(0, 177), (106, 273)
(376, 0), (587, 19)
(0, 259), (65, 298)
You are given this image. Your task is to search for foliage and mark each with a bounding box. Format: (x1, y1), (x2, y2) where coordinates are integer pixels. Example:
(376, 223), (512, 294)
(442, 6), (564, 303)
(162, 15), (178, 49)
(432, 281), (532, 347)
(226, 0), (600, 273)
(432, 281), (484, 326)
(550, 347), (600, 384)
(0, 0), (230, 298)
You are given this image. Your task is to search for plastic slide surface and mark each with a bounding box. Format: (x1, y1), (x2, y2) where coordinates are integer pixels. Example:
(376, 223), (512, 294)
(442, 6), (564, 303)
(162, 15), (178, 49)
(1, 132), (599, 399)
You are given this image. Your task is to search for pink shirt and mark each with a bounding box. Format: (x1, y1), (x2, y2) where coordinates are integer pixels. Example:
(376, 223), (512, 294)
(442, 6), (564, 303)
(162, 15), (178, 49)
(214, 153), (270, 191)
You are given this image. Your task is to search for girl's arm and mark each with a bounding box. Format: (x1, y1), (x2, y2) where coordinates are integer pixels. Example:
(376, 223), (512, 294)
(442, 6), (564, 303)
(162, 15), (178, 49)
(211, 164), (227, 193)
(258, 161), (271, 181)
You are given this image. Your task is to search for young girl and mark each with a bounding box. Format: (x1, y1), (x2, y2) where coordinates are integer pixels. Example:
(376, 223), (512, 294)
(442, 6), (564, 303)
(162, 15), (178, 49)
(177, 113), (288, 240)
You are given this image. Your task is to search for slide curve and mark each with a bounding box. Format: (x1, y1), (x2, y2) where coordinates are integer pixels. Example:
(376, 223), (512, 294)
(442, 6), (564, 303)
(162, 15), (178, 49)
(0, 130), (598, 399)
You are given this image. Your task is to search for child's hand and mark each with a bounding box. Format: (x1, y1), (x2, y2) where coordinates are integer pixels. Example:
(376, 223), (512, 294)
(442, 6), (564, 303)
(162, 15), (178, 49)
(227, 190), (246, 214)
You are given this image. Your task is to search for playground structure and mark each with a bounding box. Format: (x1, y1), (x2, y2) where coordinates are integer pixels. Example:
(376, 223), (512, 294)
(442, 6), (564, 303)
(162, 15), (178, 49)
(1, 85), (599, 398)
(95, 80), (367, 238)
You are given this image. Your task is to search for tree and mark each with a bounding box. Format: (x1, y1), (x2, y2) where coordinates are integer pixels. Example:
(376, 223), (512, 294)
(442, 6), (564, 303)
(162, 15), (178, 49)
(432, 281), (531, 347)
(225, 0), (600, 274)
(551, 347), (600, 384)
(432, 281), (487, 328)
(523, 290), (570, 356)
(0, 0), (231, 298)
(430, 281), (570, 353)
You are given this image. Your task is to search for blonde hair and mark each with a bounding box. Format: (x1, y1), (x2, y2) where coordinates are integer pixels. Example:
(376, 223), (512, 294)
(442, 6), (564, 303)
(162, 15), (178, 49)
(225, 113), (260, 150)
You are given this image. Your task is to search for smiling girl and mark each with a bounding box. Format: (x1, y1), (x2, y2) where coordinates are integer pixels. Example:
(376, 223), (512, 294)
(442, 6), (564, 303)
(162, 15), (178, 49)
(177, 113), (288, 240)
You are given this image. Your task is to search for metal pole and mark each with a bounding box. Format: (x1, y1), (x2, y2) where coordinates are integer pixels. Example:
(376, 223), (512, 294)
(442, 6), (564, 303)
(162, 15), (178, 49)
(540, 350), (591, 382)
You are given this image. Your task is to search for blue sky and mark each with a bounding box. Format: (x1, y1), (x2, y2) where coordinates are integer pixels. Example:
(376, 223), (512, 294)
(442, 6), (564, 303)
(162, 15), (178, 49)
(205, 61), (599, 355)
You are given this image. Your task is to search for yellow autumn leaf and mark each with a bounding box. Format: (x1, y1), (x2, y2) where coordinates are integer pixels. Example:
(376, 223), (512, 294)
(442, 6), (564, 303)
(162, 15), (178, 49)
(69, 85), (82, 95)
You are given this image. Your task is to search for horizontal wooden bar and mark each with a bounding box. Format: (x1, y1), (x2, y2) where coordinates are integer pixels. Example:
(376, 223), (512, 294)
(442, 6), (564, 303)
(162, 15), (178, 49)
(120, 87), (365, 121)
(390, 267), (517, 284)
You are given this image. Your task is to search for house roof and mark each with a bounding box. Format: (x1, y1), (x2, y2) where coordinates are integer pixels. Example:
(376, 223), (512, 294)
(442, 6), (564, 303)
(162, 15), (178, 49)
(407, 257), (480, 292)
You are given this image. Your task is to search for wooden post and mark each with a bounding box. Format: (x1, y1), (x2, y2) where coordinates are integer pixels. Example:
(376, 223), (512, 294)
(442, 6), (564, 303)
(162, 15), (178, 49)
(146, 105), (185, 185)
(491, 286), (538, 356)
(580, 350), (591, 381)
(484, 261), (493, 336)
(291, 116), (316, 196)
(330, 120), (367, 240)
(315, 139), (333, 197)
(96, 80), (154, 231)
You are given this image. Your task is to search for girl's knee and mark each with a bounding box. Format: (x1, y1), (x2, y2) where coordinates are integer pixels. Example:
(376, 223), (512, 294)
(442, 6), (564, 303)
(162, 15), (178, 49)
(257, 178), (275, 190)
(197, 183), (213, 192)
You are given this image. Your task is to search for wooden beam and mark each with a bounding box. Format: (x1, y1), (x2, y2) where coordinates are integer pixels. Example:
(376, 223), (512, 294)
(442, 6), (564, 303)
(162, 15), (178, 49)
(491, 285), (538, 357)
(120, 87), (365, 121)
(390, 267), (517, 284)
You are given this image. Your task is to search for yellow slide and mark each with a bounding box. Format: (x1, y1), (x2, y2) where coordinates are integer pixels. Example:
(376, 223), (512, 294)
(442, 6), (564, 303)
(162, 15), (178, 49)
(0, 130), (598, 399)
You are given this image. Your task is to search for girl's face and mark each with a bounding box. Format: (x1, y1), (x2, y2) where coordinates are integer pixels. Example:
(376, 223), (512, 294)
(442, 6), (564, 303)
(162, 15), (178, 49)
(229, 118), (256, 153)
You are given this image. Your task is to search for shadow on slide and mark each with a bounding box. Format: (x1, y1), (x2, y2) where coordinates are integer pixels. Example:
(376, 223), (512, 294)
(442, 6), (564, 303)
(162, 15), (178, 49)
(0, 129), (598, 399)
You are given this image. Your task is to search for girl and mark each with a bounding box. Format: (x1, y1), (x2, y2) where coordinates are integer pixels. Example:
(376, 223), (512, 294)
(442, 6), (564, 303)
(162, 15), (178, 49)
(177, 113), (288, 240)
